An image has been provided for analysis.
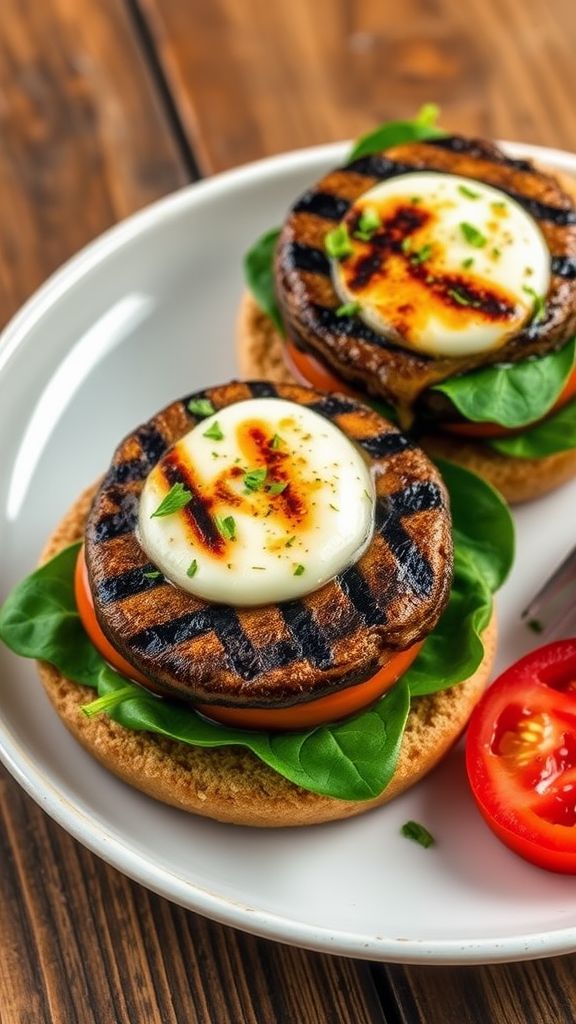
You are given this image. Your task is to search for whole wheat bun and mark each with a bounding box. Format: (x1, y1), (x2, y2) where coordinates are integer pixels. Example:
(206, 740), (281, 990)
(236, 291), (576, 504)
(37, 484), (495, 827)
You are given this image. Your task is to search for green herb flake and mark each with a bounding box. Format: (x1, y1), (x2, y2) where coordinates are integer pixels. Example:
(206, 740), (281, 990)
(187, 397), (216, 418)
(186, 559), (199, 579)
(458, 183), (480, 200)
(329, 503), (339, 511)
(143, 570), (161, 580)
(401, 820), (435, 848)
(522, 285), (546, 324)
(448, 288), (472, 307)
(268, 480), (288, 495)
(460, 222), (487, 248)
(285, 535), (296, 547)
(244, 467), (268, 492)
(293, 564), (305, 576)
(491, 201), (507, 211)
(401, 237), (412, 253)
(358, 206), (381, 235)
(252, 566), (266, 571)
(411, 242), (432, 265)
(336, 301), (361, 317)
(270, 433), (284, 450)
(410, 195), (422, 204)
(151, 482), (192, 518)
(215, 515), (236, 541)
(462, 257), (474, 269)
(203, 420), (224, 441)
(526, 617), (544, 634)
(325, 224), (353, 260)
(491, 247), (501, 260)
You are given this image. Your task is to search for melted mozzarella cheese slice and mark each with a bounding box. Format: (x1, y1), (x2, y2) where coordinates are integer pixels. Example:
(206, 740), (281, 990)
(332, 172), (551, 358)
(138, 398), (375, 606)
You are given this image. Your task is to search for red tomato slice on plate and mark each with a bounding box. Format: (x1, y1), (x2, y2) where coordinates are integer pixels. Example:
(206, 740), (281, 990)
(466, 639), (576, 873)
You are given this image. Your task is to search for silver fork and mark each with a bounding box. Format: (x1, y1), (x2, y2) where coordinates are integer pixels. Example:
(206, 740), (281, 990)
(522, 544), (576, 640)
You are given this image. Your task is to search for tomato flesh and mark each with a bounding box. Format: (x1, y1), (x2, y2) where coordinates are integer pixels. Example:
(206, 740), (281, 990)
(75, 547), (420, 731)
(466, 640), (576, 872)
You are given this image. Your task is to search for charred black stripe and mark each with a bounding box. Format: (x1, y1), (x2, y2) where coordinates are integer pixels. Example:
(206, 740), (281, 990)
(358, 431), (413, 458)
(130, 609), (213, 655)
(426, 135), (534, 170)
(344, 155), (417, 179)
(375, 499), (435, 598)
(389, 480), (444, 516)
(309, 394), (358, 417)
(96, 565), (164, 604)
(105, 459), (147, 485)
(503, 191), (576, 226)
(248, 381), (279, 398)
(162, 460), (222, 551)
(339, 564), (386, 627)
(292, 191), (350, 220)
(552, 255), (576, 279)
(280, 602), (333, 669)
(311, 304), (391, 344)
(283, 242), (331, 275)
(92, 493), (139, 543)
(209, 608), (261, 680)
(135, 423), (168, 467)
(256, 638), (302, 672)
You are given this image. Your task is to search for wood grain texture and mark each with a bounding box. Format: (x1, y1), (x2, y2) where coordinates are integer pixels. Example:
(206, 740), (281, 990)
(136, 0), (576, 174)
(0, 0), (187, 328)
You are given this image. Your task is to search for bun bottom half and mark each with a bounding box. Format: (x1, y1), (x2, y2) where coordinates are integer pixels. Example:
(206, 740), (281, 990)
(38, 485), (495, 828)
(236, 292), (576, 505)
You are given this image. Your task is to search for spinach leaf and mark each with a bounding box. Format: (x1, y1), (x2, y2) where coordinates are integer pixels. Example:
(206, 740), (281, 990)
(490, 399), (576, 458)
(432, 338), (576, 428)
(405, 548), (492, 697)
(348, 104), (445, 162)
(243, 227), (284, 334)
(435, 458), (514, 592)
(0, 542), (102, 686)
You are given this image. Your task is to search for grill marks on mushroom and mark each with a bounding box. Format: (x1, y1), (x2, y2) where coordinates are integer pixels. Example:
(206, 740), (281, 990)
(276, 135), (576, 414)
(84, 382), (453, 708)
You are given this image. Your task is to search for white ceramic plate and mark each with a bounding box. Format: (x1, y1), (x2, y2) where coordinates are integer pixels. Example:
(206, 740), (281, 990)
(1, 140), (576, 966)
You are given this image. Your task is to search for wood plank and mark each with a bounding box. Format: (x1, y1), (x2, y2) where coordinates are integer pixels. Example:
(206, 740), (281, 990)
(0, 0), (188, 327)
(136, 0), (576, 175)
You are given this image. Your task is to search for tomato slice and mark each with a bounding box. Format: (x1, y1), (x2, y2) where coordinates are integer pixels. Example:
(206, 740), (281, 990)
(75, 547), (152, 687)
(196, 641), (422, 731)
(75, 547), (421, 730)
(441, 367), (576, 439)
(284, 339), (359, 396)
(466, 640), (576, 873)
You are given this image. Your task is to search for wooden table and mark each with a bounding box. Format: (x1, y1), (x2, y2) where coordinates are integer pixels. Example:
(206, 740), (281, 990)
(1, 2), (575, 1021)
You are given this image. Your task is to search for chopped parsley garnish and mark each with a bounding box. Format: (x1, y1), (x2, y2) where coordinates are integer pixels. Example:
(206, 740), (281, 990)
(462, 256), (474, 269)
(491, 247), (501, 259)
(244, 467), (268, 492)
(401, 821), (435, 848)
(491, 200), (506, 211)
(458, 183), (480, 200)
(411, 242), (432, 265)
(270, 433), (284, 450)
(293, 564), (305, 576)
(252, 566), (266, 571)
(268, 480), (288, 495)
(186, 559), (198, 578)
(215, 515), (236, 541)
(203, 420), (224, 441)
(143, 570), (161, 580)
(523, 285), (546, 323)
(357, 206), (381, 237)
(285, 535), (296, 547)
(410, 195), (422, 204)
(460, 222), (487, 248)
(187, 397), (216, 418)
(336, 301), (361, 317)
(401, 237), (412, 253)
(151, 482), (192, 518)
(448, 288), (472, 307)
(329, 503), (339, 511)
(325, 224), (353, 260)
(526, 617), (544, 634)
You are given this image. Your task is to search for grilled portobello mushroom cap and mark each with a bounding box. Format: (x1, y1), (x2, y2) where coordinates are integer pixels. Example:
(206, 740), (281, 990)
(275, 135), (576, 413)
(84, 381), (453, 708)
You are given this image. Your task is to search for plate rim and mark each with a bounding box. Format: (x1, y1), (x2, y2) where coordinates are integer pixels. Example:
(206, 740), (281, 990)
(1, 137), (576, 966)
